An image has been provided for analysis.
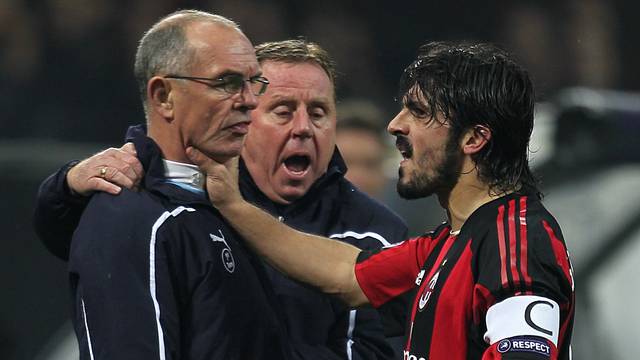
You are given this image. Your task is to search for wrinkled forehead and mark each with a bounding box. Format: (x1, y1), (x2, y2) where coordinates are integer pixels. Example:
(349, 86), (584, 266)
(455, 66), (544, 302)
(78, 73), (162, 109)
(261, 60), (335, 102)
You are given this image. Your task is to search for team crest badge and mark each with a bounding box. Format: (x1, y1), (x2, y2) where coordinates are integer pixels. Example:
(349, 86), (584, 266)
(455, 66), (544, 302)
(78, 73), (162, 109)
(210, 230), (235, 273)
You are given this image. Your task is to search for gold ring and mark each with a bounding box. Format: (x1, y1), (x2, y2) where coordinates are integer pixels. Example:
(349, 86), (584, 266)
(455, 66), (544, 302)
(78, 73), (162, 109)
(100, 167), (107, 178)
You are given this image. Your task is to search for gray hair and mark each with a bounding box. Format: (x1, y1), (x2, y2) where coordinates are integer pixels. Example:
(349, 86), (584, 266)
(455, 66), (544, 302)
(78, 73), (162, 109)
(133, 10), (240, 113)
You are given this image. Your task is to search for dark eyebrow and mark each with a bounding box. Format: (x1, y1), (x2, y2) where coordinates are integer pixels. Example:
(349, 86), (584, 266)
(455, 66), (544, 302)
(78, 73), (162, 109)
(404, 98), (425, 110)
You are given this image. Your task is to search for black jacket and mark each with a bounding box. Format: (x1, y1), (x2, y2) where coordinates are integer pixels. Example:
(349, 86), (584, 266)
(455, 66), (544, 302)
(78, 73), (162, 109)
(64, 126), (292, 359)
(34, 124), (409, 359)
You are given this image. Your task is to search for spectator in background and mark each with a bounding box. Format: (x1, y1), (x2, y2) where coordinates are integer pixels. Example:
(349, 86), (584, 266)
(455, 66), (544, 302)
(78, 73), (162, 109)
(203, 0), (288, 44)
(302, 3), (387, 105)
(497, 0), (619, 96)
(336, 99), (389, 199)
(0, 0), (43, 137)
(31, 0), (138, 142)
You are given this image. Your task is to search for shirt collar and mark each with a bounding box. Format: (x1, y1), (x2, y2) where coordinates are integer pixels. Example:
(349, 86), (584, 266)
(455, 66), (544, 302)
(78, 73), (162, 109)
(162, 159), (206, 194)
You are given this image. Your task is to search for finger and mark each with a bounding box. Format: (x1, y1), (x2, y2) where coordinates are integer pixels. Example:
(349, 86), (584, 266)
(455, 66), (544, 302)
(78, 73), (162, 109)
(226, 156), (239, 171)
(87, 178), (122, 195)
(121, 142), (137, 155)
(111, 145), (144, 179)
(101, 158), (139, 187)
(225, 157), (240, 183)
(103, 155), (144, 185)
(186, 146), (219, 174)
(125, 155), (145, 183)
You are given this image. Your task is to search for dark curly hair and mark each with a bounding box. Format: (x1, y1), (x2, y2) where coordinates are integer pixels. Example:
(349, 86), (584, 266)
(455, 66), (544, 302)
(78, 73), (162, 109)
(398, 41), (541, 198)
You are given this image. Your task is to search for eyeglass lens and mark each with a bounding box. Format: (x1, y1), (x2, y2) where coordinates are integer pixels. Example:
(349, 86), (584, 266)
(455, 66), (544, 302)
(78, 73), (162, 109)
(223, 75), (267, 96)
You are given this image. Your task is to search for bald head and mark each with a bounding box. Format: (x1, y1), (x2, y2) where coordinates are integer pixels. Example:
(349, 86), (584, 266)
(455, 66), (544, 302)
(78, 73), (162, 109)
(133, 10), (242, 113)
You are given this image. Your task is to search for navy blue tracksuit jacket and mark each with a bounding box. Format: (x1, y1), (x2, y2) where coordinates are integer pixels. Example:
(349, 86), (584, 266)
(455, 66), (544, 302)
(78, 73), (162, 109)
(34, 125), (409, 359)
(65, 128), (292, 359)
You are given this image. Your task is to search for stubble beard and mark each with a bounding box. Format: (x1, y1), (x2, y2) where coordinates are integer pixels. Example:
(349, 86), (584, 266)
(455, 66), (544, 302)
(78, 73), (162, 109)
(396, 134), (463, 200)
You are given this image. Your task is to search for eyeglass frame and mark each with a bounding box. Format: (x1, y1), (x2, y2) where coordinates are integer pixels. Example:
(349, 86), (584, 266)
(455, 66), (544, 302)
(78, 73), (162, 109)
(163, 73), (270, 96)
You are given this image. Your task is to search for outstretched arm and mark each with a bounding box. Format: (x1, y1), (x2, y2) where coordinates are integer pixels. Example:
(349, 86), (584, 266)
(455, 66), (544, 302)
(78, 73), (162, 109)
(33, 143), (143, 260)
(187, 147), (369, 307)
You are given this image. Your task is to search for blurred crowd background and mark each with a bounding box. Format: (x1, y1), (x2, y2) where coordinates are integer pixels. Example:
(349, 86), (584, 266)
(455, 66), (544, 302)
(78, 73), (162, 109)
(2, 0), (639, 359)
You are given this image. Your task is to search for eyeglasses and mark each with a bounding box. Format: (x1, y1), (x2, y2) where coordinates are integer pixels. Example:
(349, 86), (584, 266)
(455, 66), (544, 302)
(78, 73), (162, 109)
(164, 74), (270, 96)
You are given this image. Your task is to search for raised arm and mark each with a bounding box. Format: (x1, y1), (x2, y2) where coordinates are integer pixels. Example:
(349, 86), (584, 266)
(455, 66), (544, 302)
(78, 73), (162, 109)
(33, 143), (143, 260)
(187, 147), (369, 307)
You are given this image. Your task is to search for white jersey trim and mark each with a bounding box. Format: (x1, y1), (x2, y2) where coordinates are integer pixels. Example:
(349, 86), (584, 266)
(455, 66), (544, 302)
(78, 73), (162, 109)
(484, 295), (560, 345)
(81, 298), (95, 360)
(149, 206), (195, 360)
(329, 231), (391, 247)
(346, 309), (356, 360)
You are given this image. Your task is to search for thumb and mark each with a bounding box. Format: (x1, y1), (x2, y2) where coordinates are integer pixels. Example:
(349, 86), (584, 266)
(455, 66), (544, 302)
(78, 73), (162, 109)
(186, 147), (242, 206)
(186, 146), (218, 174)
(121, 142), (137, 155)
(225, 156), (239, 174)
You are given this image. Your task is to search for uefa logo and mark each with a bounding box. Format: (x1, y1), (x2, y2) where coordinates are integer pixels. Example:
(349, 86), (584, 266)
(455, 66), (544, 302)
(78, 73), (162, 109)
(497, 339), (511, 353)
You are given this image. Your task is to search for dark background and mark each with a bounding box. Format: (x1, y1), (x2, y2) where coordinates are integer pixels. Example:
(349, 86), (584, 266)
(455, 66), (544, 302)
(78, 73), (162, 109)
(2, 1), (639, 359)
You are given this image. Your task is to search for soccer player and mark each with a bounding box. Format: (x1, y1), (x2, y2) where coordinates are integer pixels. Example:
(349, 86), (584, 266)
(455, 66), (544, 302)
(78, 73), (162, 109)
(188, 41), (575, 360)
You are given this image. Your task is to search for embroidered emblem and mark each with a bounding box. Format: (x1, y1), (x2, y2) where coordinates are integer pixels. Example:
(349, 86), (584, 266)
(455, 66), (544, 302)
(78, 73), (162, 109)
(210, 230), (235, 273)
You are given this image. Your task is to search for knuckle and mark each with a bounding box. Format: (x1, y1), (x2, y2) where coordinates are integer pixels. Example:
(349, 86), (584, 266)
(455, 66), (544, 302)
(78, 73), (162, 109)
(105, 168), (116, 180)
(124, 156), (139, 166)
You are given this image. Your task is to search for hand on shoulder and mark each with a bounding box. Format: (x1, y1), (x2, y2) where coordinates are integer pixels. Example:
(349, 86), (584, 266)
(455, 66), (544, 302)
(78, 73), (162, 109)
(67, 143), (144, 196)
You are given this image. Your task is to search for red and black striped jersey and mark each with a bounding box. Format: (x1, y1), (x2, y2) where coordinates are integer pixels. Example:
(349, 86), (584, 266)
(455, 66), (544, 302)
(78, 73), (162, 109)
(354, 193), (574, 360)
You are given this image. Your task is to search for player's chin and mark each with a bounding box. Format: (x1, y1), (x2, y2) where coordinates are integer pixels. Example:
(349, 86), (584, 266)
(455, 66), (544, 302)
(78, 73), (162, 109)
(200, 144), (243, 163)
(398, 165), (412, 182)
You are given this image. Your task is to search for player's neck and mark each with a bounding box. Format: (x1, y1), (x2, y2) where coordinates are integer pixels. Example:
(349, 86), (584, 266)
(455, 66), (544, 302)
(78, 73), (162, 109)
(441, 167), (499, 233)
(148, 122), (191, 164)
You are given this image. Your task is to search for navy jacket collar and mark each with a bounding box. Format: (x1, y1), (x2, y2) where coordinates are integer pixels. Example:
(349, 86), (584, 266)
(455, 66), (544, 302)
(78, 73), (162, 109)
(125, 124), (212, 207)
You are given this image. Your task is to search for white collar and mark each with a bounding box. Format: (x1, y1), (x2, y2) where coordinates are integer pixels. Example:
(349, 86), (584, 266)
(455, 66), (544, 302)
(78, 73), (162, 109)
(162, 159), (205, 194)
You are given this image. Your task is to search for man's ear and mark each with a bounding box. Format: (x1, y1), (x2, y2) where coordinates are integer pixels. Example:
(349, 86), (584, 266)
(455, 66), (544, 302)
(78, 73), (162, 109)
(461, 125), (492, 155)
(147, 76), (175, 120)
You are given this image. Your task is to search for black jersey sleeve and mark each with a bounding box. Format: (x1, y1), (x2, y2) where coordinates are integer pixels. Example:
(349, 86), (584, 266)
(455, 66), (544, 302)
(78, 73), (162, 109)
(473, 197), (573, 306)
(472, 196), (574, 359)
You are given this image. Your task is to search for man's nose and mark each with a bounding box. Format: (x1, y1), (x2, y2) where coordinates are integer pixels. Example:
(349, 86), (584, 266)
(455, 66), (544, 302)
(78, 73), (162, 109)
(387, 110), (407, 136)
(234, 85), (259, 111)
(291, 111), (313, 138)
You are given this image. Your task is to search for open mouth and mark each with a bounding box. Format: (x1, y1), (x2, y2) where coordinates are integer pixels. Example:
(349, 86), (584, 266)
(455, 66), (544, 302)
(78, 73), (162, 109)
(396, 136), (413, 159)
(284, 155), (311, 174)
